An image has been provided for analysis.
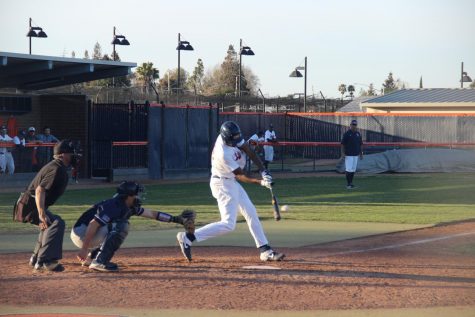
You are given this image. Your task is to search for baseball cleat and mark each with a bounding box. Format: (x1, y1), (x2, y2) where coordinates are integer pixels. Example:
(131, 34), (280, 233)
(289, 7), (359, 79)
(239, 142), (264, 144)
(260, 250), (285, 262)
(177, 232), (192, 261)
(89, 260), (119, 272)
(29, 254), (37, 267)
(34, 260), (63, 272)
(82, 248), (100, 266)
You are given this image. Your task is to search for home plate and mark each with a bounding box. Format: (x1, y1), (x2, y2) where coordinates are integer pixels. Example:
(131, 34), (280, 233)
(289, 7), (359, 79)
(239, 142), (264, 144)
(242, 265), (281, 270)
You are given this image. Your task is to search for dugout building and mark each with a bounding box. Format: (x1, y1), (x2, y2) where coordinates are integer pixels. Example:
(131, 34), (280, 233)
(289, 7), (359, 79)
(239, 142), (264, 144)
(0, 51), (136, 184)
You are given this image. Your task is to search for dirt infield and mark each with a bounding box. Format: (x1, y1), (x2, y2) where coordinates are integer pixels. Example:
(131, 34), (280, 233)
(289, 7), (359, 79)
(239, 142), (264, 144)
(0, 221), (474, 311)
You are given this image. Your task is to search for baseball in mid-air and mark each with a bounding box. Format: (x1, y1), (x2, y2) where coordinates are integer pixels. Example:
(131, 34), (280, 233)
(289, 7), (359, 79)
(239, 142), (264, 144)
(280, 205), (290, 212)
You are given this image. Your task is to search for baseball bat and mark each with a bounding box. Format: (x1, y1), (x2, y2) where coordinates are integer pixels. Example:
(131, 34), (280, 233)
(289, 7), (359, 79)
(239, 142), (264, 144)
(269, 186), (281, 221)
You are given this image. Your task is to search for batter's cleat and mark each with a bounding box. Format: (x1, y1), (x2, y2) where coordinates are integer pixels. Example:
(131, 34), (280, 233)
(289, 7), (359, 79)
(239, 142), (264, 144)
(89, 260), (119, 272)
(260, 249), (285, 262)
(346, 185), (355, 189)
(29, 254), (37, 267)
(177, 232), (192, 261)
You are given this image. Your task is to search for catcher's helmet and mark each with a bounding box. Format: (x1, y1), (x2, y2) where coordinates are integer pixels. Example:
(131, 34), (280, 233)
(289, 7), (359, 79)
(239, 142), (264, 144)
(116, 181), (145, 207)
(220, 121), (244, 147)
(116, 181), (144, 198)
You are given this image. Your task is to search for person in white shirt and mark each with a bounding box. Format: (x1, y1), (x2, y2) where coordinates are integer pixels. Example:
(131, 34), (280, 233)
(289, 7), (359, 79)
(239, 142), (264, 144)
(0, 125), (15, 174)
(264, 124), (277, 170)
(176, 121), (285, 262)
(246, 130), (264, 173)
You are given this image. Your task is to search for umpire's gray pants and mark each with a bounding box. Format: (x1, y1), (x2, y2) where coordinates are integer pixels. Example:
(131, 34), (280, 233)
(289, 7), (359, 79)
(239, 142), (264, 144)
(70, 223), (109, 249)
(33, 210), (65, 263)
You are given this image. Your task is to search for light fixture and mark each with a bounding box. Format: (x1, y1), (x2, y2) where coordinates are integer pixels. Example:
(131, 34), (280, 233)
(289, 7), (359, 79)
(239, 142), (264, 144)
(177, 33), (195, 95)
(27, 18), (47, 54)
(289, 69), (303, 77)
(238, 39), (255, 98)
(461, 62), (472, 88)
(289, 57), (308, 112)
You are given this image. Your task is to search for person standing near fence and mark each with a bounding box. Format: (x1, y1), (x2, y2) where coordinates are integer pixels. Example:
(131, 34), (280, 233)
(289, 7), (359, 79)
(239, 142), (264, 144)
(0, 125), (15, 174)
(264, 124), (277, 170)
(26, 127), (41, 172)
(340, 119), (363, 189)
(37, 127), (59, 169)
(246, 130), (264, 173)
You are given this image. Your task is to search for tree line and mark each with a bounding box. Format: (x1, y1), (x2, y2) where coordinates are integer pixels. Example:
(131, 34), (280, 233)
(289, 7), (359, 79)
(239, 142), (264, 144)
(71, 42), (259, 97)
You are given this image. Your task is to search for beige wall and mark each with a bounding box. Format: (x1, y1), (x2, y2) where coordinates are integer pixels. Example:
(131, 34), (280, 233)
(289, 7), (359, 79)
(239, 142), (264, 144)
(361, 102), (475, 113)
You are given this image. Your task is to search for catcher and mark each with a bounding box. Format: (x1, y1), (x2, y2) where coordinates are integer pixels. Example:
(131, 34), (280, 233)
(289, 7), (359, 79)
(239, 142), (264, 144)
(70, 181), (195, 272)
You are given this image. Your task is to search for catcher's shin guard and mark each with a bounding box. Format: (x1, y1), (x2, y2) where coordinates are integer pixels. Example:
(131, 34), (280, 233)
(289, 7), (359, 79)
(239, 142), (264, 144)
(95, 221), (128, 264)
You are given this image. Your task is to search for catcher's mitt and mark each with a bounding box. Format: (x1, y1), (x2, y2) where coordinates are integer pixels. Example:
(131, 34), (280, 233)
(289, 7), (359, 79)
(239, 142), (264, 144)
(176, 209), (196, 234)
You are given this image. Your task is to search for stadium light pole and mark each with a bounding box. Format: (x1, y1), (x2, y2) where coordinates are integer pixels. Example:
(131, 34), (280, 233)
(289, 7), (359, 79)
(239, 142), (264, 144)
(289, 56), (307, 112)
(27, 18), (47, 54)
(176, 33), (194, 94)
(111, 26), (130, 62)
(111, 26), (130, 92)
(460, 62), (472, 88)
(239, 39), (255, 98)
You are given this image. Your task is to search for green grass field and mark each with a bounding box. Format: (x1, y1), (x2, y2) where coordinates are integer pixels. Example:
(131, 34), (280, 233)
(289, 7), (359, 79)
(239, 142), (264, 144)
(1, 173), (475, 233)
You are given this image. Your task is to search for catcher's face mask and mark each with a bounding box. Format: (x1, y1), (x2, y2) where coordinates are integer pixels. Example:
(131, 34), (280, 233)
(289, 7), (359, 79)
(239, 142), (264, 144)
(134, 184), (146, 208)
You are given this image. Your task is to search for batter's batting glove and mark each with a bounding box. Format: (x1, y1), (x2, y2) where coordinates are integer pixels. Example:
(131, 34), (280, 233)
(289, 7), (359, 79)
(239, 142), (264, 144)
(260, 179), (273, 189)
(261, 170), (273, 183)
(172, 209), (196, 234)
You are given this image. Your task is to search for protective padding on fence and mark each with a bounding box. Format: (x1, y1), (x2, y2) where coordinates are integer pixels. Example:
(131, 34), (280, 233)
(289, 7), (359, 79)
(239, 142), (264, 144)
(219, 112), (475, 161)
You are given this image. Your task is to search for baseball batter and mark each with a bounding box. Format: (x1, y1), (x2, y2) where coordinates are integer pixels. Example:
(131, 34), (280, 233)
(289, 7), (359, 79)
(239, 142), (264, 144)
(177, 121), (285, 262)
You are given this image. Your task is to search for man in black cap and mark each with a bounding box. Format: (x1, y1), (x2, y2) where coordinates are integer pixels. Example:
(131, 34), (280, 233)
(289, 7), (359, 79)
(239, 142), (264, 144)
(21, 140), (79, 271)
(340, 120), (363, 189)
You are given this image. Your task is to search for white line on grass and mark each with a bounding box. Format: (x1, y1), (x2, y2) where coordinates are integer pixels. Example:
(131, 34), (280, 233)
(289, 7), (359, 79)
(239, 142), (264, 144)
(312, 231), (475, 258)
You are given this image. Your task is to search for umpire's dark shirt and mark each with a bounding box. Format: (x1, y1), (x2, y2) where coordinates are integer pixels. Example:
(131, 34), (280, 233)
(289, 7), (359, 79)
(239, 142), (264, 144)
(27, 159), (69, 208)
(341, 129), (363, 156)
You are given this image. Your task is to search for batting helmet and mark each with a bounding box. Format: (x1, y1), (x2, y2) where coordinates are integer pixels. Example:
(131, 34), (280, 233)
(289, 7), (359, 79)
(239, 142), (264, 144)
(220, 121), (244, 147)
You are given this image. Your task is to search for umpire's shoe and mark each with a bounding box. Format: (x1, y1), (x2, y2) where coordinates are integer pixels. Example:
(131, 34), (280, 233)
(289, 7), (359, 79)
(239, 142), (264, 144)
(177, 232), (192, 261)
(34, 260), (64, 272)
(89, 260), (119, 272)
(260, 249), (285, 261)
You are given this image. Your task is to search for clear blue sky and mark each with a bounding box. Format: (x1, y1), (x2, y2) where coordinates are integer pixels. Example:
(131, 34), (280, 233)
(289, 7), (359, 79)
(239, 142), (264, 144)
(1, 0), (474, 98)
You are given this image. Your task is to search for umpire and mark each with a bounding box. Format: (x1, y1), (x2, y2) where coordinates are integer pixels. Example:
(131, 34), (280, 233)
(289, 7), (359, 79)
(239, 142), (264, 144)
(19, 140), (79, 271)
(340, 120), (363, 189)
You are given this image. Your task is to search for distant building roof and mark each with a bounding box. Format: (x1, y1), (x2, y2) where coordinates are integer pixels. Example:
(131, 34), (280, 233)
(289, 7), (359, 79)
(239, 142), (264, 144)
(336, 96), (377, 112)
(364, 88), (475, 103)
(0, 51), (136, 90)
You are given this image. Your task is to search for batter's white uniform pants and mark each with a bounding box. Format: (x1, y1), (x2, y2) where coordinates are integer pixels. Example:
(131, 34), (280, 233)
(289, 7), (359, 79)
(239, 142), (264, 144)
(0, 152), (15, 174)
(345, 156), (359, 173)
(263, 145), (274, 162)
(194, 177), (269, 248)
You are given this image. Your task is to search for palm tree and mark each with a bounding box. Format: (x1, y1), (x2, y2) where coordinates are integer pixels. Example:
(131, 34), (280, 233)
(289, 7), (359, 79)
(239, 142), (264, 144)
(347, 85), (355, 100)
(135, 62), (159, 93)
(338, 84), (347, 100)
